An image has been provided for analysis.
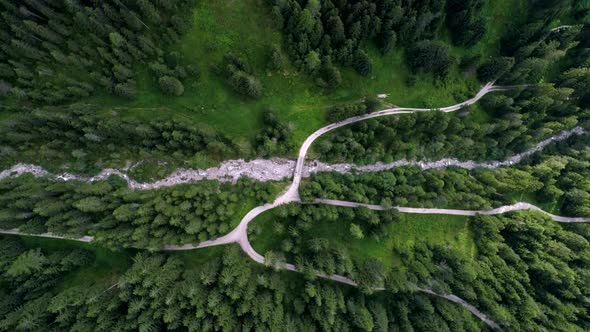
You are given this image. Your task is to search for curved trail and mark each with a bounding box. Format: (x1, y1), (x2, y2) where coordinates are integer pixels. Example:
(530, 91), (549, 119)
(200, 83), (578, 330)
(283, 82), (501, 203)
(1, 126), (584, 188)
(550, 25), (575, 32)
(313, 199), (590, 223)
(163, 83), (506, 251)
(2, 83), (586, 330)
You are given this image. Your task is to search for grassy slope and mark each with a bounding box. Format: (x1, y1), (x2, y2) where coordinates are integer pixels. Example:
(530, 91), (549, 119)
(0, 0), (531, 181)
(88, 0), (325, 150)
(250, 208), (475, 268)
(83, 0), (528, 152)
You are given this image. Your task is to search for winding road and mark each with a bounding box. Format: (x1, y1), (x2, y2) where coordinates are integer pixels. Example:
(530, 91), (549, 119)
(283, 82), (502, 203)
(2, 82), (589, 330)
(313, 199), (590, 223)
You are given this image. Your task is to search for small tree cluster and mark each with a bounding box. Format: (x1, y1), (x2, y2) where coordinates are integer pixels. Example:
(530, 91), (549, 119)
(220, 53), (263, 98)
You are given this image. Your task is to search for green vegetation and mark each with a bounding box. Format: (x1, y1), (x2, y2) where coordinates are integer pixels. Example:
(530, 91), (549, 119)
(8, 235), (133, 290)
(1, 0), (532, 152)
(449, 0), (528, 57)
(0, 236), (488, 331)
(312, 0), (589, 166)
(4, 212), (589, 331)
(304, 133), (590, 218)
(249, 208), (590, 330)
(315, 72), (587, 166)
(406, 41), (454, 79)
(86, 0), (327, 146)
(251, 206), (474, 268)
(397, 212), (590, 331)
(85, 0), (482, 147)
(0, 174), (284, 249)
(0, 106), (239, 175)
(0, 0), (196, 104)
(1, 234), (227, 288)
(1, 1), (590, 331)
(389, 214), (475, 261)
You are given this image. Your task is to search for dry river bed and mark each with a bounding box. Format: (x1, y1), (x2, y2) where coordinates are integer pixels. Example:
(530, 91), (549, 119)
(0, 126), (585, 189)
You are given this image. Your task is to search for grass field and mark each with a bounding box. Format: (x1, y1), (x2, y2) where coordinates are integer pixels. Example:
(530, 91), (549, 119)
(88, 0), (326, 151)
(508, 191), (563, 214)
(79, 0), (528, 152)
(250, 208), (476, 268)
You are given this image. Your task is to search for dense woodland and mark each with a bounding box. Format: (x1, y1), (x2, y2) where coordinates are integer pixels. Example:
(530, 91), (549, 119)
(253, 206), (590, 330)
(0, 175), (280, 249)
(1, 1), (590, 331)
(0, 0), (578, 102)
(0, 105), (239, 175)
(0, 237), (490, 331)
(270, 0), (487, 81)
(0, 0), (587, 102)
(318, 83), (589, 163)
(318, 16), (590, 164)
(1, 1), (588, 168)
(0, 0), (198, 103)
(0, 105), (296, 178)
(253, 203), (397, 292)
(400, 212), (590, 331)
(305, 134), (590, 217)
(256, 108), (296, 156)
(312, 1), (590, 164)
(2, 211), (589, 331)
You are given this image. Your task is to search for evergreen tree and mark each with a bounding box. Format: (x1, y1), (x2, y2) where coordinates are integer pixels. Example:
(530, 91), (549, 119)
(158, 76), (185, 96)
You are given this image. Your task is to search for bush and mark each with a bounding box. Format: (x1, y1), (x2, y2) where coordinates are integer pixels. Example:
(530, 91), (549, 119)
(158, 76), (184, 96)
(459, 55), (481, 72)
(221, 53), (263, 98)
(353, 50), (372, 76)
(114, 80), (137, 99)
(317, 61), (342, 89)
(477, 57), (515, 82)
(229, 72), (262, 98)
(268, 45), (285, 70)
(406, 41), (454, 78)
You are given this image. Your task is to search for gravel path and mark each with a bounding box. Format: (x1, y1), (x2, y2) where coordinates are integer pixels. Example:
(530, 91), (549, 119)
(0, 229), (94, 242)
(313, 199), (590, 223)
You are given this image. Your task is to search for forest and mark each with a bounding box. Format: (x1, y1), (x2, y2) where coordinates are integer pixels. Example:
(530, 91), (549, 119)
(1, 0), (588, 166)
(0, 104), (298, 179)
(0, 105), (239, 176)
(319, 83), (587, 163)
(2, 210), (589, 331)
(304, 133), (590, 217)
(0, 175), (282, 249)
(316, 18), (590, 165)
(250, 206), (590, 330)
(271, 0), (487, 81)
(0, 0), (197, 103)
(0, 236), (489, 331)
(1, 0), (590, 331)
